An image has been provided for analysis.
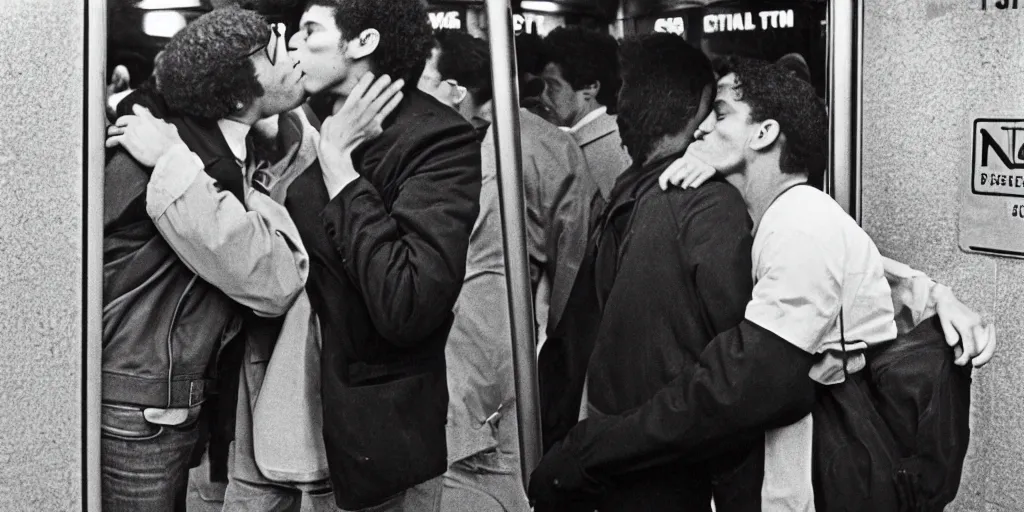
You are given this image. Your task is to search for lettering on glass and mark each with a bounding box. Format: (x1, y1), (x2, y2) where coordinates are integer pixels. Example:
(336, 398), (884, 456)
(703, 10), (794, 33)
(972, 119), (1024, 197)
(428, 11), (462, 30)
(513, 13), (545, 34)
(654, 17), (686, 36)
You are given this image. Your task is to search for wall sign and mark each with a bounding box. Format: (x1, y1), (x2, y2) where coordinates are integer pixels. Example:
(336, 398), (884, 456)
(703, 10), (794, 33)
(981, 0), (1023, 10)
(959, 118), (1024, 258)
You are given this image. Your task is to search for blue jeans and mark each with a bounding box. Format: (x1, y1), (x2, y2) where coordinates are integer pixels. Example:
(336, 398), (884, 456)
(101, 402), (203, 512)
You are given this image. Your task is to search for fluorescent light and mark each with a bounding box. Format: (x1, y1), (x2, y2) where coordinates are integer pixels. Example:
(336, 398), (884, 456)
(136, 0), (202, 9)
(520, 1), (560, 13)
(142, 11), (188, 38)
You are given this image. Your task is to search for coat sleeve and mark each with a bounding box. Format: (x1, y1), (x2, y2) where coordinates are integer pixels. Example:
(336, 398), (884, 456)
(550, 319), (818, 482)
(146, 143), (309, 318)
(882, 256), (939, 334)
(542, 135), (599, 337)
(319, 120), (482, 346)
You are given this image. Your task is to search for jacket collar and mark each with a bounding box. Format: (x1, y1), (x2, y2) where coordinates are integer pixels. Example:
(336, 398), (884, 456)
(572, 110), (619, 147)
(117, 86), (246, 202)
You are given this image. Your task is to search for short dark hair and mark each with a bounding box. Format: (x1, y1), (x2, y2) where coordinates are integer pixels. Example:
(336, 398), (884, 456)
(717, 56), (827, 182)
(616, 33), (715, 164)
(307, 0), (434, 87)
(156, 8), (269, 121)
(514, 32), (547, 76)
(433, 30), (493, 104)
(542, 27), (621, 111)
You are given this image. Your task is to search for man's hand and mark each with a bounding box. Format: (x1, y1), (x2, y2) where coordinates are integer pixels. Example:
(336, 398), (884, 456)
(106, 105), (183, 167)
(318, 72), (404, 198)
(931, 284), (997, 368)
(529, 440), (601, 507)
(658, 142), (717, 191)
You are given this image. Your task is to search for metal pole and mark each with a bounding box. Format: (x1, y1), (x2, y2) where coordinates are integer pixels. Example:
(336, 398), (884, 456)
(483, 0), (543, 489)
(828, 0), (863, 223)
(86, 2), (106, 510)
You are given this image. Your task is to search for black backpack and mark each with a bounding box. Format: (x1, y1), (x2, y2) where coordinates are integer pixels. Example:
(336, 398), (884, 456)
(812, 313), (973, 512)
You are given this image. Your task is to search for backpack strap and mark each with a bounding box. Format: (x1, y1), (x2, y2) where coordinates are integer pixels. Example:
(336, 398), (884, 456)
(839, 306), (850, 380)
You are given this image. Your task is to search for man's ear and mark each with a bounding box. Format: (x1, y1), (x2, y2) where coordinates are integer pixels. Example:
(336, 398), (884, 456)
(450, 84), (468, 106)
(580, 80), (600, 101)
(749, 119), (781, 151)
(345, 28), (380, 59)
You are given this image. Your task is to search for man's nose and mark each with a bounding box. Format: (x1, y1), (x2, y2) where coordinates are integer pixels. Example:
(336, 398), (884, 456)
(287, 31), (301, 50)
(696, 112), (715, 138)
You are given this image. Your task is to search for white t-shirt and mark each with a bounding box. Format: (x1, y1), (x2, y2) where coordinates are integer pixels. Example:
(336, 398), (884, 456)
(746, 185), (897, 511)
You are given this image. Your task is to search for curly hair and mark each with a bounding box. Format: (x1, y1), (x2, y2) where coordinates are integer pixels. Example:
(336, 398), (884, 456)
(616, 33), (715, 164)
(156, 8), (269, 121)
(717, 56), (827, 183)
(433, 29), (492, 104)
(542, 26), (621, 111)
(307, 0), (433, 87)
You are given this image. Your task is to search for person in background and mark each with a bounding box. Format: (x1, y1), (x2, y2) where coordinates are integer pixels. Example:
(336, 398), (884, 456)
(540, 26), (631, 201)
(418, 29), (596, 512)
(514, 32), (555, 123)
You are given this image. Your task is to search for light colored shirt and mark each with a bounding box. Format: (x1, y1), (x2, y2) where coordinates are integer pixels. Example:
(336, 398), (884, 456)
(560, 106), (608, 134)
(749, 185), (896, 511)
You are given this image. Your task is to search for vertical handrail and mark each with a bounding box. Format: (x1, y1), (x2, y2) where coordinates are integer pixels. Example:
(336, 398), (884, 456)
(86, 2), (106, 510)
(483, 0), (543, 489)
(828, 0), (864, 222)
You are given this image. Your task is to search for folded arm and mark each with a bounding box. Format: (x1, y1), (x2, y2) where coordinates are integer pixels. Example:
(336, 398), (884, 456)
(320, 122), (482, 346)
(146, 144), (309, 317)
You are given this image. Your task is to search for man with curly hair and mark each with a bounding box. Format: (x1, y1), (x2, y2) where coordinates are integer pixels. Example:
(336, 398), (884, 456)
(540, 26), (632, 201)
(101, 7), (315, 511)
(284, 1), (483, 511)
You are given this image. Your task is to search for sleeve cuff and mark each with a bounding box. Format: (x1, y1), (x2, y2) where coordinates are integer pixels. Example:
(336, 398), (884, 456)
(146, 143), (204, 219)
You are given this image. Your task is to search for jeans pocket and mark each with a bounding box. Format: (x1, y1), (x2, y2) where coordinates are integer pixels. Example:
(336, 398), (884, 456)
(101, 403), (165, 441)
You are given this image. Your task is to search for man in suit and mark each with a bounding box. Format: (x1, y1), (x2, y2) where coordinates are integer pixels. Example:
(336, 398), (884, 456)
(283, 1), (482, 510)
(540, 27), (632, 201)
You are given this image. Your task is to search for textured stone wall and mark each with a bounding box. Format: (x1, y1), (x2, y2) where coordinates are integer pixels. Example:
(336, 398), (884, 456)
(0, 1), (85, 510)
(861, 1), (1024, 509)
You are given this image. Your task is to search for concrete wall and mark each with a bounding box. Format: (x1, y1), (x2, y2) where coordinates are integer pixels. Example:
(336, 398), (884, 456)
(0, 1), (84, 510)
(861, 0), (1023, 509)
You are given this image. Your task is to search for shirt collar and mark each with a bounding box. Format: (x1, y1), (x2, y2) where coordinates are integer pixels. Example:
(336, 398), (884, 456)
(562, 106), (608, 134)
(216, 118), (252, 163)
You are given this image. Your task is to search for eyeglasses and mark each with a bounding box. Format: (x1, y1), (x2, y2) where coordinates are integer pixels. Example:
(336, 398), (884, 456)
(418, 73), (458, 90)
(243, 23), (282, 66)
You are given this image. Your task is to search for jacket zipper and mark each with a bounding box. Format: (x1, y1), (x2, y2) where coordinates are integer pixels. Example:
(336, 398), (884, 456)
(166, 275), (199, 407)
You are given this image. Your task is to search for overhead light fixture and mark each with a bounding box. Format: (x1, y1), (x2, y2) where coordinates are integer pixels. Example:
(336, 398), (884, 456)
(521, 1), (561, 13)
(136, 0), (202, 9)
(142, 11), (188, 38)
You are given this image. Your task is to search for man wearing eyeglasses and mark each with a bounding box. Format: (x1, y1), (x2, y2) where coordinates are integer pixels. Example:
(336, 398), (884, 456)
(102, 8), (320, 511)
